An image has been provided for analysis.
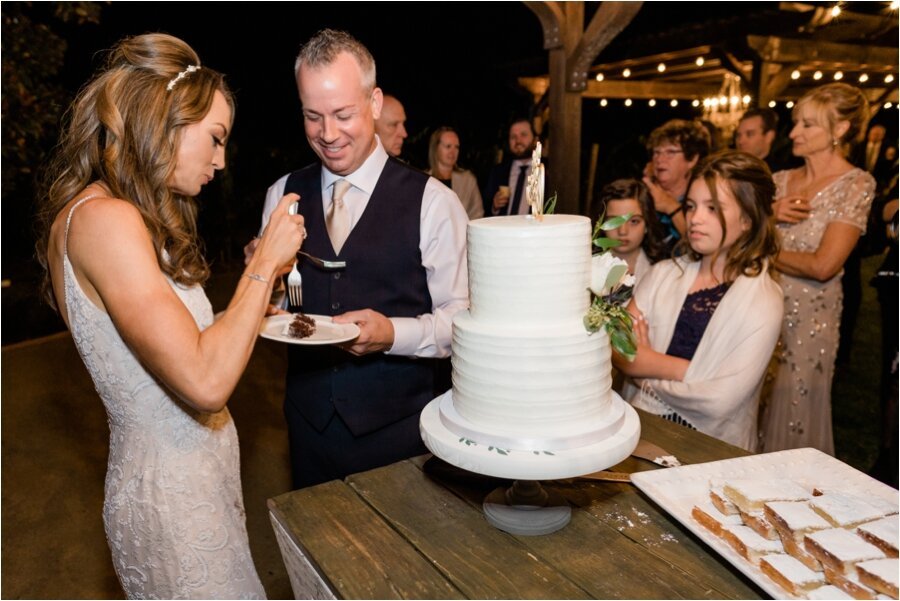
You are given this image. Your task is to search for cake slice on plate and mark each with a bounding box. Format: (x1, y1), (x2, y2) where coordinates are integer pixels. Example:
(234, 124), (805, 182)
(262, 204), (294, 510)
(759, 553), (826, 596)
(856, 558), (899, 598)
(722, 479), (811, 514)
(804, 528), (886, 577)
(857, 516), (899, 558)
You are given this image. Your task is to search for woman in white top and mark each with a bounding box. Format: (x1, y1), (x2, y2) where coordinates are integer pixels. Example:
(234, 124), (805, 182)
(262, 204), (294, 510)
(36, 34), (304, 598)
(427, 126), (484, 220)
(614, 152), (783, 451)
(595, 178), (668, 287)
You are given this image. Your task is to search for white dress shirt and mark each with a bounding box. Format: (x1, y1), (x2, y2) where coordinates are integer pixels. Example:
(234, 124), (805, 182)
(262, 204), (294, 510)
(260, 138), (469, 359)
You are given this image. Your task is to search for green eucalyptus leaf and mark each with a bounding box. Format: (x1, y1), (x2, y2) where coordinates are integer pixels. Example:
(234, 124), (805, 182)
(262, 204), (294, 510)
(593, 238), (621, 250)
(600, 213), (630, 231)
(543, 193), (557, 215)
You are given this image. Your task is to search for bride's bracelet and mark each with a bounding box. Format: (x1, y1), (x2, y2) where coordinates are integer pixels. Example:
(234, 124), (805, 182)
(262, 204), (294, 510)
(243, 272), (269, 285)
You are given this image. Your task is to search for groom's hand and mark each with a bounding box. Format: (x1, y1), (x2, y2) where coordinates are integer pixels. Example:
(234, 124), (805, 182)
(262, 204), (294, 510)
(333, 309), (394, 355)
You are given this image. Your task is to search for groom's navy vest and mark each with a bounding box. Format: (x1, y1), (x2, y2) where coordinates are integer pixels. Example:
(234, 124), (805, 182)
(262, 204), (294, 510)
(283, 158), (447, 436)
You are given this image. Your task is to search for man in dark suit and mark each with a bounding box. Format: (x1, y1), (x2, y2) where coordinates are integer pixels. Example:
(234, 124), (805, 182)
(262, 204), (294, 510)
(483, 118), (539, 217)
(253, 29), (468, 489)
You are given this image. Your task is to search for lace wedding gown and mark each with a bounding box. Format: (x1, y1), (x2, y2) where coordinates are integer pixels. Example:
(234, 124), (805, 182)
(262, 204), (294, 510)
(63, 197), (266, 599)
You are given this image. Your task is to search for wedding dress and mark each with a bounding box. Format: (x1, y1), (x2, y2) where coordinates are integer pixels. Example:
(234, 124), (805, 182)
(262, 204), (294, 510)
(63, 196), (266, 599)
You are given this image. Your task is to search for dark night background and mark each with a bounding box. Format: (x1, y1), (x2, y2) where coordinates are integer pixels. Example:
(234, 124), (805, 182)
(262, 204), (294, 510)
(3, 1), (897, 344)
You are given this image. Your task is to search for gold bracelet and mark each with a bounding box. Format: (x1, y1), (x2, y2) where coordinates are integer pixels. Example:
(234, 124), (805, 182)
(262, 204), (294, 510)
(243, 273), (269, 284)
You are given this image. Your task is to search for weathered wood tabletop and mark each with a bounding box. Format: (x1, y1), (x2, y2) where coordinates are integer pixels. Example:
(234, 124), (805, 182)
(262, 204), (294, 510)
(268, 411), (765, 599)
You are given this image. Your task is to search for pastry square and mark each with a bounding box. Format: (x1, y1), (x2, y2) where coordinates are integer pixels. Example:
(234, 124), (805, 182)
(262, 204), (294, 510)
(765, 500), (832, 544)
(692, 502), (744, 537)
(856, 558), (899, 599)
(759, 553), (826, 596)
(740, 510), (780, 540)
(781, 532), (823, 572)
(824, 565), (881, 600)
(804, 528), (886, 577)
(810, 493), (891, 529)
(857, 516), (899, 558)
(722, 479), (811, 514)
(722, 524), (784, 566)
(709, 479), (740, 515)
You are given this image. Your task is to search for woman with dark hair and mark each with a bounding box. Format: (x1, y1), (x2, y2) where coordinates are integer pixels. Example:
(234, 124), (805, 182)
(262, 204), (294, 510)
(760, 83), (875, 455)
(614, 151), (783, 451)
(36, 34), (304, 598)
(643, 119), (712, 249)
(596, 178), (667, 286)
(427, 126), (483, 220)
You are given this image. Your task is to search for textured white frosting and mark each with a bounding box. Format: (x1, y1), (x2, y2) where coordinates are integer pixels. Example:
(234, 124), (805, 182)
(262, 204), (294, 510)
(450, 214), (613, 440)
(466, 215), (592, 323)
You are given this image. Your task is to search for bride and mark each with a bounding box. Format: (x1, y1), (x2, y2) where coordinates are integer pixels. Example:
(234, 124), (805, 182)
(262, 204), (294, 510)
(36, 33), (304, 599)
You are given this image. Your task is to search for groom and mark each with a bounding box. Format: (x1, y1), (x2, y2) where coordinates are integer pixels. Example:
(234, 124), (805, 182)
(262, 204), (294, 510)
(258, 29), (468, 489)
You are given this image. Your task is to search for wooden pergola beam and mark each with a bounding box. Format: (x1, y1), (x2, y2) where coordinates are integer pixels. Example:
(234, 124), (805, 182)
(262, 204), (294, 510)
(568, 2), (644, 91)
(747, 35), (899, 70)
(584, 80), (721, 99)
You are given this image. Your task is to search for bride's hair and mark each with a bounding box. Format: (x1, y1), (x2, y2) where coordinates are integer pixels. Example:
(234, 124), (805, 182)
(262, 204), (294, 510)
(36, 33), (234, 307)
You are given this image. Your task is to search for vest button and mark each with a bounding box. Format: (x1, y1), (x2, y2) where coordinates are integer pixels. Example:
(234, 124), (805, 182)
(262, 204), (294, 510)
(333, 272), (341, 280)
(331, 301), (340, 311)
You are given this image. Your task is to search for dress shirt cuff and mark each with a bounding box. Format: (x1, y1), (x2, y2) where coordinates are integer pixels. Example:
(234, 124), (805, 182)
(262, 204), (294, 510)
(385, 317), (423, 356)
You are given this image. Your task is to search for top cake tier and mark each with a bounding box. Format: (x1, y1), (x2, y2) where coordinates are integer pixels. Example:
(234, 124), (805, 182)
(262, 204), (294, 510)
(467, 214), (591, 323)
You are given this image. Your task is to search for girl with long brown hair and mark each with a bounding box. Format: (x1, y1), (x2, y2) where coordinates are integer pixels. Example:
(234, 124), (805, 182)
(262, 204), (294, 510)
(614, 151), (783, 451)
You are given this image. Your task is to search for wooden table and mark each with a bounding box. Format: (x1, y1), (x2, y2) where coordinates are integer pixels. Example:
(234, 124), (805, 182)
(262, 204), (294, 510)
(268, 411), (765, 599)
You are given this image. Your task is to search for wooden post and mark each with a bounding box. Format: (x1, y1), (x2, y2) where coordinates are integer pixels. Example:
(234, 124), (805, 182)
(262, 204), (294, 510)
(526, 1), (642, 215)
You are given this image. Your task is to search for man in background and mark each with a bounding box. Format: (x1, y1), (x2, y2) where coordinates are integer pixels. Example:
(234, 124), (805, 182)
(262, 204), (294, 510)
(483, 118), (538, 216)
(375, 94), (408, 158)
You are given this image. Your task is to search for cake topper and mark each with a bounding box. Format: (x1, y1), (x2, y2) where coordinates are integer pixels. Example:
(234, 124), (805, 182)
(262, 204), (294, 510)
(526, 141), (545, 221)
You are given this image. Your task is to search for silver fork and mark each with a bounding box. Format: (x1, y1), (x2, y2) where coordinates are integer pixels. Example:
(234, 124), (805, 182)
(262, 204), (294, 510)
(286, 203), (302, 307)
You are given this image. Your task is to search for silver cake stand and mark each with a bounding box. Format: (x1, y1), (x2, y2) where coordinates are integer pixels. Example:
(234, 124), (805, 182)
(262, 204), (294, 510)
(420, 389), (641, 535)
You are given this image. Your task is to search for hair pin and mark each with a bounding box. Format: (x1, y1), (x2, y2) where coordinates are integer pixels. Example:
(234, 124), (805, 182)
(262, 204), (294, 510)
(166, 65), (201, 92)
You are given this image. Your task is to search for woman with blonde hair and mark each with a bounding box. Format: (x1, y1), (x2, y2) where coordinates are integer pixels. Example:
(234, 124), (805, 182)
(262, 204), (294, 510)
(36, 33), (304, 598)
(427, 126), (484, 219)
(760, 83), (875, 454)
(615, 151), (783, 451)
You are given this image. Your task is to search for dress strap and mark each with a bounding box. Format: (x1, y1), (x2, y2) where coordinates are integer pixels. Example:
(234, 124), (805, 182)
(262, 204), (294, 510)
(63, 195), (98, 256)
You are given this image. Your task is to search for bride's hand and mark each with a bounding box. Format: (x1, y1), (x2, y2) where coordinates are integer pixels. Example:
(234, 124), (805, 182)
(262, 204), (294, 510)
(255, 193), (304, 267)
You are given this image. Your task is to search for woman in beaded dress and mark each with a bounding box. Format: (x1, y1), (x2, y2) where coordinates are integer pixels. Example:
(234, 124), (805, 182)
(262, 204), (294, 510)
(759, 84), (875, 455)
(36, 34), (306, 598)
(615, 152), (783, 451)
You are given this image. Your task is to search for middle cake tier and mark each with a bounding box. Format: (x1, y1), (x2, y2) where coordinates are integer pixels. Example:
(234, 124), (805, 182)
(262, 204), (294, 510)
(451, 310), (613, 439)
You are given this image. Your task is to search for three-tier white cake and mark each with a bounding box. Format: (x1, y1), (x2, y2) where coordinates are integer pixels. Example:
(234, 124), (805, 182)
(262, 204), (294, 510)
(420, 214), (640, 480)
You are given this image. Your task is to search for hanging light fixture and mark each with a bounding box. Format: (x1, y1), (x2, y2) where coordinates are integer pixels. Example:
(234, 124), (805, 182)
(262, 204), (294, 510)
(703, 74), (745, 138)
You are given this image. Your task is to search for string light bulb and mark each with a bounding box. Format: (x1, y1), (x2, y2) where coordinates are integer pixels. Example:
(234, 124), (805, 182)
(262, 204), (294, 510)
(791, 70), (801, 80)
(657, 63), (666, 73)
(830, 5), (841, 17)
(885, 102), (894, 109)
(595, 73), (604, 82)
(670, 99), (679, 107)
(886, 74), (895, 84)
(786, 101), (795, 108)
(692, 99), (700, 107)
(859, 73), (869, 83)
(813, 71), (823, 80)
(624, 98), (633, 107)
(891, 0), (899, 10)
(600, 98), (608, 107)
(834, 71), (843, 80)
(742, 95), (751, 105)
(648, 99), (657, 107)
(768, 100), (777, 108)
(696, 57), (705, 67)
(622, 68), (631, 78)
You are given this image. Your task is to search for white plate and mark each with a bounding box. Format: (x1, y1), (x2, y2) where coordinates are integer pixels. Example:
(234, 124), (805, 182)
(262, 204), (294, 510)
(631, 448), (899, 600)
(259, 313), (360, 345)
